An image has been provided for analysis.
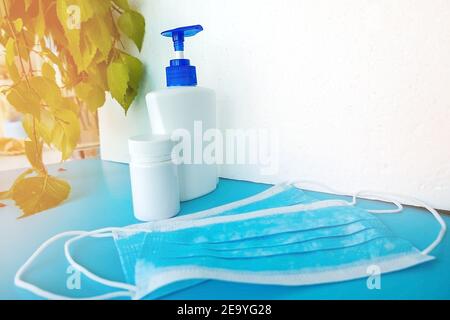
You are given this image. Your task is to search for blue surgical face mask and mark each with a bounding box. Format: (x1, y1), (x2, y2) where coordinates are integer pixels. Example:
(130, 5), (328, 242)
(131, 202), (434, 299)
(113, 183), (318, 286)
(15, 182), (446, 300)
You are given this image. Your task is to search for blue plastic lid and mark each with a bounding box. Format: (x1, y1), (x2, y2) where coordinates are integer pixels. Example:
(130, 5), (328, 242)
(161, 25), (203, 87)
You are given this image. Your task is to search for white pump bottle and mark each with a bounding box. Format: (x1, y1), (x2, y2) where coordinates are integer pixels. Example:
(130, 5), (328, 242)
(146, 25), (217, 201)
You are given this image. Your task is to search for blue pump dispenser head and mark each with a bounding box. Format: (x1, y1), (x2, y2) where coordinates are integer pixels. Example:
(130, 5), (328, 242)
(161, 25), (203, 87)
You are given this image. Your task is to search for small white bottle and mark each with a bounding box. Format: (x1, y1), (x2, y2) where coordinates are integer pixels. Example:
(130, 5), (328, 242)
(128, 135), (180, 221)
(146, 25), (217, 201)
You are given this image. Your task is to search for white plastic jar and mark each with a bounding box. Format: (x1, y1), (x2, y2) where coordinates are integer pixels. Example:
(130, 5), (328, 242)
(128, 135), (180, 221)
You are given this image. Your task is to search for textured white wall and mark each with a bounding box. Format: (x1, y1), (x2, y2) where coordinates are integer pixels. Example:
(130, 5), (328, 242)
(100, 0), (450, 209)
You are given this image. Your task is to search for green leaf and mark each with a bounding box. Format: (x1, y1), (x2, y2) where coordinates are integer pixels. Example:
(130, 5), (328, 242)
(112, 0), (129, 10)
(106, 52), (144, 113)
(117, 10), (145, 51)
(107, 61), (130, 110)
(120, 52), (143, 91)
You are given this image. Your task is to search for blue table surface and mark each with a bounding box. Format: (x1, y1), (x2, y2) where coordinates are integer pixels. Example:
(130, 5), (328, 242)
(0, 159), (449, 300)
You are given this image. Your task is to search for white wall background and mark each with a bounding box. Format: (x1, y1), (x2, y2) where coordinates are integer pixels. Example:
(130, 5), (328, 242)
(100, 0), (450, 209)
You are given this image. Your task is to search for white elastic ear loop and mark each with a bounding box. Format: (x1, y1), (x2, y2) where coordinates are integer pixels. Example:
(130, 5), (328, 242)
(291, 180), (402, 213)
(291, 180), (446, 255)
(14, 230), (135, 300)
(173, 181), (291, 221)
(351, 190), (403, 214)
(63, 227), (137, 294)
(354, 190), (446, 255)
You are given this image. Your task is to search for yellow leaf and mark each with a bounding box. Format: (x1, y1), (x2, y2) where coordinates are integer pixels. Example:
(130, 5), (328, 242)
(87, 62), (108, 90)
(29, 76), (63, 109)
(0, 169), (33, 201)
(24, 0), (33, 11)
(65, 27), (80, 51)
(85, 17), (112, 59)
(5, 28), (29, 64)
(56, 0), (80, 60)
(38, 109), (56, 145)
(79, 32), (97, 71)
(22, 114), (34, 139)
(63, 30), (97, 72)
(56, 0), (94, 27)
(0, 0), (10, 17)
(42, 49), (64, 75)
(51, 108), (80, 159)
(62, 97), (80, 114)
(13, 18), (23, 32)
(6, 61), (21, 83)
(74, 82), (90, 99)
(16, 40), (30, 63)
(51, 124), (64, 152)
(55, 0), (102, 72)
(24, 139), (45, 174)
(22, 111), (54, 148)
(42, 62), (56, 81)
(35, 0), (45, 37)
(86, 0), (110, 16)
(5, 38), (16, 66)
(5, 37), (21, 81)
(7, 82), (41, 117)
(75, 82), (105, 111)
(22, 29), (36, 48)
(12, 175), (71, 217)
(60, 50), (79, 85)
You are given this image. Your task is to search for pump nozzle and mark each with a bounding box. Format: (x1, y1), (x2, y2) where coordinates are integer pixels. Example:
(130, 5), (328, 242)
(161, 25), (203, 52)
(161, 25), (204, 87)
